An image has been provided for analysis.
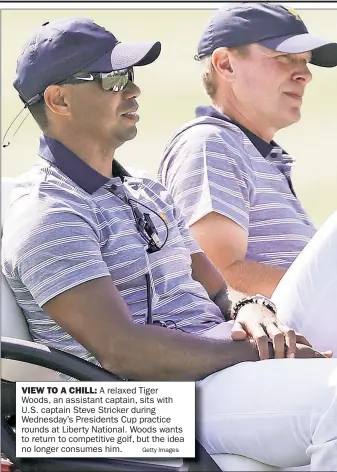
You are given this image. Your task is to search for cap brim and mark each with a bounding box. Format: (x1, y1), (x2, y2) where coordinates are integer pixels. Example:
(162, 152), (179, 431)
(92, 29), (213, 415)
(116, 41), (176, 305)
(258, 33), (337, 67)
(85, 41), (161, 72)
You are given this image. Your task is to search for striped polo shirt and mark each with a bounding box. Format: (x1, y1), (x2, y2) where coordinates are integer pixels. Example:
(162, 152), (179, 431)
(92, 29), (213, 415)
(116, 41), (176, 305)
(158, 106), (316, 268)
(1, 136), (223, 367)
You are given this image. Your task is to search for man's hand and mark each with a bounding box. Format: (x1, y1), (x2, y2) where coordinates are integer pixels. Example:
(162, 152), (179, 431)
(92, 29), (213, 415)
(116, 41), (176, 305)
(295, 344), (333, 359)
(231, 304), (313, 359)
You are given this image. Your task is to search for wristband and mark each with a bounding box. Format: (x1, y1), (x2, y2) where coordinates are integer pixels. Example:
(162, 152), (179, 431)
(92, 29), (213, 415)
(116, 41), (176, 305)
(231, 294), (277, 320)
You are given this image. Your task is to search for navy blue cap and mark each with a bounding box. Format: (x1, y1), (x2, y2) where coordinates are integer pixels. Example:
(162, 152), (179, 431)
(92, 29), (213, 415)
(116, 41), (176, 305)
(197, 3), (337, 67)
(14, 17), (161, 105)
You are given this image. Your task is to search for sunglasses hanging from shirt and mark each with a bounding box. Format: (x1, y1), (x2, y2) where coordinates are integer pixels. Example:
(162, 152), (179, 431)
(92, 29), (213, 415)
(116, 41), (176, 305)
(107, 184), (169, 254)
(108, 183), (178, 329)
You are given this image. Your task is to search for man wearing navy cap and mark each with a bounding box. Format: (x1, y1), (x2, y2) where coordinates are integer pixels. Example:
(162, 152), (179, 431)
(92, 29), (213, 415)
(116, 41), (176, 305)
(2, 16), (337, 471)
(13, 17), (161, 148)
(159, 3), (337, 299)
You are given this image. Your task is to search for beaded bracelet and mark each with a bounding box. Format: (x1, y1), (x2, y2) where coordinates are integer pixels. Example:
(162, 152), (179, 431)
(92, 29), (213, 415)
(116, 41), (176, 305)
(231, 295), (277, 320)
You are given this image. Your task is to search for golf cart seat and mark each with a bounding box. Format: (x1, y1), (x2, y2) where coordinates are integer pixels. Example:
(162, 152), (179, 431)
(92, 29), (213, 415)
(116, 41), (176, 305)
(1, 176), (284, 471)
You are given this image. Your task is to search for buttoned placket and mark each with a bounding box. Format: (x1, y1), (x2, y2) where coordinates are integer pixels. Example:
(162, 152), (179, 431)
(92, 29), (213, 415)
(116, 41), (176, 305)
(267, 147), (298, 198)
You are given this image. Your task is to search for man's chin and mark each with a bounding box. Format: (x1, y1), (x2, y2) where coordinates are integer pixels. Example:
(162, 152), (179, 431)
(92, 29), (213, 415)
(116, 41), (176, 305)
(125, 126), (138, 141)
(115, 126), (138, 146)
(290, 111), (301, 125)
(279, 110), (301, 129)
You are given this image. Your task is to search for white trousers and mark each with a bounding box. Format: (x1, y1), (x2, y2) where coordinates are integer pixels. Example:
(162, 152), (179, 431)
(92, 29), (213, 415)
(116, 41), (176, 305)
(197, 211), (337, 469)
(272, 211), (337, 356)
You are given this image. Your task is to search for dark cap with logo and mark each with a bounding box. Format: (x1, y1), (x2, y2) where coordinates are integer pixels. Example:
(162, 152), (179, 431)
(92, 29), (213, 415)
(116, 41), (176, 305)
(14, 17), (161, 106)
(196, 2), (337, 67)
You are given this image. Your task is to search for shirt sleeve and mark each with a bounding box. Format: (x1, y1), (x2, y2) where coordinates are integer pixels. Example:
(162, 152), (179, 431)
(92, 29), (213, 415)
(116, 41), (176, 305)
(160, 124), (255, 232)
(10, 200), (111, 308)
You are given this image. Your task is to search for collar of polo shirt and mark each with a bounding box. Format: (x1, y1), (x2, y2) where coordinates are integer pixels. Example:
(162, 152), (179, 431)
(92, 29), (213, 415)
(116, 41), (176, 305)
(195, 105), (286, 158)
(38, 135), (130, 194)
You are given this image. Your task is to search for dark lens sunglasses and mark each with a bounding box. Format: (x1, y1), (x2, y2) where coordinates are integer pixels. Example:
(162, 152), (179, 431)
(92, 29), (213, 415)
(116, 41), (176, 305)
(59, 68), (134, 92)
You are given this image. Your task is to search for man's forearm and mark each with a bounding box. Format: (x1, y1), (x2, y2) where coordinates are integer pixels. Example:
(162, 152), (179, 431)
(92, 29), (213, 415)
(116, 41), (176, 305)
(190, 252), (231, 317)
(191, 251), (228, 299)
(222, 260), (287, 298)
(101, 322), (260, 381)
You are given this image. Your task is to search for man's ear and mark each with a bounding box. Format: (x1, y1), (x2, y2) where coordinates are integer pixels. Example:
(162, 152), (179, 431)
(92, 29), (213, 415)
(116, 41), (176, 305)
(44, 85), (70, 116)
(212, 48), (236, 82)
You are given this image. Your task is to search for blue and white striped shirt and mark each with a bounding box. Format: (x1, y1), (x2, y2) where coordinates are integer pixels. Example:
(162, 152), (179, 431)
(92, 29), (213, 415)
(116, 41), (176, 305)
(158, 106), (316, 268)
(1, 136), (223, 366)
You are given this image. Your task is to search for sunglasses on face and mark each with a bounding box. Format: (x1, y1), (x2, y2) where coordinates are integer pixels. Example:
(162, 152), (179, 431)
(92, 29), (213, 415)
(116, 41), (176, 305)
(59, 67), (134, 92)
(23, 68), (135, 107)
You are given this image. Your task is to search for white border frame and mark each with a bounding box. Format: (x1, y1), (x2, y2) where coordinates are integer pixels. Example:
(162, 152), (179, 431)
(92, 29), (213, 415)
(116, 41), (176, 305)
(0, 2), (336, 10)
